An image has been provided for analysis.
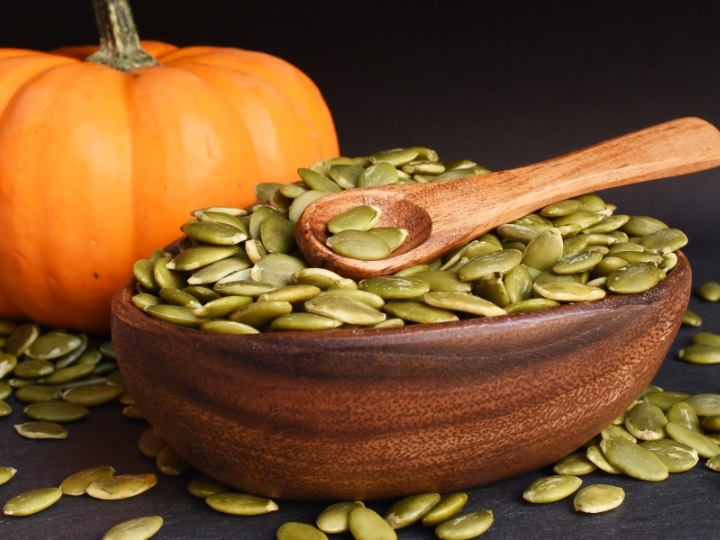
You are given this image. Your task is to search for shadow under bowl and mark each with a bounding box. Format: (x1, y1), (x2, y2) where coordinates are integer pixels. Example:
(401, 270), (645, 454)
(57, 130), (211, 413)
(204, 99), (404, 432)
(110, 252), (691, 501)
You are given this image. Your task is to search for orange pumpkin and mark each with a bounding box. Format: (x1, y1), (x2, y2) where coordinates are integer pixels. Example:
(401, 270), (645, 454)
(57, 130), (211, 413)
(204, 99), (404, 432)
(0, 0), (338, 332)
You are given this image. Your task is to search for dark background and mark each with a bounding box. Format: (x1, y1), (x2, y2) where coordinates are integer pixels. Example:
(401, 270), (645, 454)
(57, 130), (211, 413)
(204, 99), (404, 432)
(2, 2), (720, 539)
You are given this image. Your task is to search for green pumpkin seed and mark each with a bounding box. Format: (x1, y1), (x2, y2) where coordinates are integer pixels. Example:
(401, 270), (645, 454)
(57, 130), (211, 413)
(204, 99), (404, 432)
(193, 295), (253, 319)
(522, 474), (583, 503)
(644, 391), (690, 411)
(697, 281), (720, 302)
(701, 415), (720, 431)
(624, 400), (667, 440)
(6, 323), (41, 357)
(0, 352), (18, 378)
(276, 521), (329, 540)
(199, 320), (260, 335)
(326, 164), (363, 189)
(573, 484), (624, 513)
(0, 466), (17, 486)
(138, 429), (167, 459)
(640, 228), (688, 254)
(288, 190), (330, 223)
(188, 476), (229, 499)
(706, 454), (720, 472)
(304, 295), (386, 325)
(0, 400), (11, 417)
(552, 452), (597, 476)
(640, 439), (699, 472)
(102, 515), (164, 540)
(505, 298), (560, 313)
(316, 501), (365, 533)
(318, 289), (384, 309)
(496, 223), (539, 243)
(292, 267), (346, 289)
(384, 492), (441, 529)
(457, 249), (523, 281)
(298, 167), (342, 193)
(622, 215), (667, 236)
(601, 424), (637, 443)
(423, 291), (507, 317)
(326, 229), (392, 261)
(327, 205), (382, 234)
(62, 383), (123, 407)
(684, 393), (720, 416)
(205, 491), (279, 515)
(132, 293), (161, 311)
(261, 214), (296, 254)
(666, 401), (702, 432)
(61, 465), (116, 496)
(359, 276), (431, 299)
(541, 199), (584, 217)
(553, 249), (605, 274)
(152, 256), (187, 289)
(665, 422), (720, 458)
(693, 331), (720, 346)
(14, 358), (54, 379)
(606, 262), (664, 294)
(258, 284), (322, 304)
(145, 304), (207, 327)
(420, 492), (468, 527)
(186, 256), (252, 285)
(679, 343), (720, 365)
(169, 245), (241, 272)
(347, 506), (397, 540)
(368, 227), (408, 251)
(269, 313), (344, 331)
(214, 280), (275, 297)
(86, 474), (158, 500)
(182, 219), (247, 245)
(383, 300), (459, 324)
(3, 486), (62, 516)
(155, 446), (192, 476)
(14, 421), (68, 439)
(228, 301), (293, 328)
(600, 436), (669, 481)
(474, 272), (512, 307)
(585, 445), (622, 474)
(24, 400), (89, 423)
(521, 228), (564, 270)
(434, 509), (494, 539)
(250, 253), (307, 287)
(14, 384), (60, 403)
(532, 281), (606, 302)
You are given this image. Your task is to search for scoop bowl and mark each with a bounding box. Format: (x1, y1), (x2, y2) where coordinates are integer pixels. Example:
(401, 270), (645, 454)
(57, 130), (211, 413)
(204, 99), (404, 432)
(110, 252), (691, 501)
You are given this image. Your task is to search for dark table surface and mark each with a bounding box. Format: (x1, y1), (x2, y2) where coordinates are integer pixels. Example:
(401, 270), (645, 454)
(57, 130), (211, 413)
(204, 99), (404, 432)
(2, 2), (720, 538)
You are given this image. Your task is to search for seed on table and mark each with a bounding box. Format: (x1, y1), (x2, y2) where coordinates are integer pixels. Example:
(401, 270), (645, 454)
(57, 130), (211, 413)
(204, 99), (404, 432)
(14, 421), (68, 440)
(706, 455), (720, 472)
(5, 323), (41, 357)
(86, 474), (158, 500)
(600, 436), (669, 481)
(522, 474), (583, 503)
(155, 446), (192, 476)
(420, 492), (468, 527)
(665, 422), (720, 458)
(667, 401), (702, 432)
(384, 492), (441, 529)
(682, 309), (703, 327)
(61, 465), (116, 496)
(552, 452), (597, 476)
(434, 509), (494, 539)
(62, 383), (124, 407)
(24, 331), (83, 361)
(640, 439), (699, 473)
(679, 344), (720, 365)
(601, 424), (637, 443)
(683, 393), (720, 416)
(276, 521), (329, 540)
(3, 486), (62, 516)
(693, 332), (720, 347)
(24, 400), (89, 423)
(0, 466), (17, 486)
(347, 506), (397, 540)
(624, 400), (667, 440)
(697, 281), (720, 301)
(41, 363), (97, 386)
(573, 484), (625, 514)
(316, 501), (365, 533)
(0, 400), (11, 417)
(187, 476), (230, 499)
(585, 445), (622, 474)
(644, 391), (690, 412)
(102, 515), (164, 540)
(13, 358), (54, 379)
(14, 385), (61, 404)
(205, 492), (279, 516)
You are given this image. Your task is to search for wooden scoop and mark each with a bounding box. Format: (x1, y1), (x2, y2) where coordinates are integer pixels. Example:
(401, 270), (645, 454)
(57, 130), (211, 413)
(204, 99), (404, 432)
(294, 117), (720, 279)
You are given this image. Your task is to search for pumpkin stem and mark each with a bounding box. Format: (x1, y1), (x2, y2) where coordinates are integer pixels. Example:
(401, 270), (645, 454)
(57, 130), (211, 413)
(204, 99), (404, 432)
(87, 0), (159, 71)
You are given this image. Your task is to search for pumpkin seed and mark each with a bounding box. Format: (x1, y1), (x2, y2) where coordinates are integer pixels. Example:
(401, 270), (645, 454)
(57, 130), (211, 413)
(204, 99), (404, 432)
(250, 253), (307, 287)
(14, 358), (54, 379)
(553, 249), (605, 274)
(86, 474), (158, 500)
(228, 301), (293, 328)
(359, 276), (431, 299)
(62, 382), (123, 407)
(434, 509), (494, 539)
(304, 295), (386, 325)
(3, 486), (62, 516)
(0, 466), (17, 486)
(573, 484), (625, 513)
(640, 228), (688, 254)
(6, 323), (41, 357)
(644, 391), (690, 411)
(187, 476), (229, 499)
(276, 522), (329, 540)
(61, 465), (116, 495)
(624, 400), (667, 440)
(640, 439), (699, 472)
(701, 415), (720, 431)
(269, 312), (344, 331)
(552, 452), (597, 476)
(205, 491), (279, 515)
(288, 190), (329, 223)
(138, 429), (167, 459)
(186, 256), (252, 285)
(384, 492), (441, 529)
(347, 506), (397, 540)
(102, 515), (164, 540)
(697, 281), (720, 302)
(14, 384), (61, 403)
(169, 245), (241, 272)
(600, 436), (669, 481)
(666, 401), (702, 432)
(532, 281), (606, 302)
(155, 446), (192, 476)
(521, 228), (564, 270)
(318, 289), (385, 309)
(358, 161), (400, 187)
(585, 445), (622, 474)
(607, 262), (664, 294)
(182, 219), (246, 245)
(199, 320), (261, 335)
(684, 393), (720, 416)
(457, 249), (523, 281)
(327, 205), (382, 234)
(368, 227), (408, 251)
(423, 291), (507, 317)
(522, 474), (583, 503)
(316, 501), (365, 533)
(326, 229), (392, 260)
(706, 454), (720, 472)
(622, 215), (667, 236)
(0, 400), (11, 417)
(665, 422), (720, 458)
(0, 352), (17, 378)
(420, 492), (468, 527)
(152, 256), (187, 289)
(679, 343), (720, 365)
(693, 331), (720, 346)
(258, 284), (321, 304)
(383, 300), (459, 324)
(24, 400), (89, 422)
(14, 421), (68, 439)
(298, 167), (343, 193)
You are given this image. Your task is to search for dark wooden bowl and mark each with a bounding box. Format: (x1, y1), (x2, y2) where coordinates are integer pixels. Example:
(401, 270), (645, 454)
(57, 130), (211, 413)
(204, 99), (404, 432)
(110, 252), (691, 501)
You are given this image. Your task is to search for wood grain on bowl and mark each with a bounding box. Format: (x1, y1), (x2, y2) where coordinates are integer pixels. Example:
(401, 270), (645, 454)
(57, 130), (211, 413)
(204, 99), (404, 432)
(111, 253), (691, 500)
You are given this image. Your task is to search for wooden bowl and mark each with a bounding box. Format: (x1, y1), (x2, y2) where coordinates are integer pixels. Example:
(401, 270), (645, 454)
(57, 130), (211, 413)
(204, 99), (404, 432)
(110, 252), (691, 501)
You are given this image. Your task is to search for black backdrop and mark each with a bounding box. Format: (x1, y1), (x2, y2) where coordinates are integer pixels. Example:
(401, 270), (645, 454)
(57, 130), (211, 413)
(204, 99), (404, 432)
(2, 2), (720, 539)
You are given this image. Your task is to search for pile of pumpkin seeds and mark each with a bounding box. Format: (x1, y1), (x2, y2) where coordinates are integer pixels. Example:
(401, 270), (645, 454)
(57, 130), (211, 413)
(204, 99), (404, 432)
(131, 147), (688, 334)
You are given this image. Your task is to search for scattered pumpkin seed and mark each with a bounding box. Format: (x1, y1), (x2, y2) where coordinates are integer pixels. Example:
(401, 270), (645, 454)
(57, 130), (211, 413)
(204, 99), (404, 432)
(61, 465), (117, 496)
(276, 521), (329, 540)
(665, 422), (720, 458)
(23, 400), (89, 423)
(14, 421), (68, 440)
(102, 515), (164, 540)
(639, 439), (699, 472)
(434, 509), (494, 539)
(86, 474), (158, 500)
(384, 492), (441, 529)
(205, 491), (279, 516)
(3, 486), (62, 516)
(0, 466), (17, 486)
(522, 474), (583, 503)
(347, 506), (397, 540)
(600, 436), (669, 481)
(573, 484), (625, 513)
(316, 501), (365, 533)
(187, 476), (230, 499)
